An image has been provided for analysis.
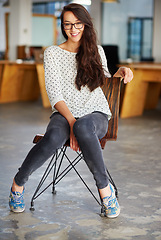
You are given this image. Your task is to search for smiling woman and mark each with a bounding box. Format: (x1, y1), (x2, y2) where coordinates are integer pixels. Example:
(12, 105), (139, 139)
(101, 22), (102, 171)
(60, 4), (107, 92)
(9, 3), (133, 218)
(61, 11), (85, 46)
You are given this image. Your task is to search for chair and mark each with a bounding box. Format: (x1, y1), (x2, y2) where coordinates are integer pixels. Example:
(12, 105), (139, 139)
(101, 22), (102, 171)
(30, 77), (121, 215)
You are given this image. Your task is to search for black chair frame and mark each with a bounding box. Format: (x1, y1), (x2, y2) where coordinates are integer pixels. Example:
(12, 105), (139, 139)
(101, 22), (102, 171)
(30, 143), (118, 215)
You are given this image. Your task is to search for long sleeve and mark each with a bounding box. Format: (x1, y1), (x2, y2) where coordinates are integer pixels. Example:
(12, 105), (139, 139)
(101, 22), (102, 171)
(44, 47), (65, 107)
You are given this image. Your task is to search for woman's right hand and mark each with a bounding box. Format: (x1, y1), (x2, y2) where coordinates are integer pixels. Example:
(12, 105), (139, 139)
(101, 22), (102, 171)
(70, 120), (79, 152)
(54, 101), (80, 151)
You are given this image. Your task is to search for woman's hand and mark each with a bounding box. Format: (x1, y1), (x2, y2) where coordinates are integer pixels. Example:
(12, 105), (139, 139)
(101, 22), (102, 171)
(54, 101), (80, 152)
(70, 120), (79, 152)
(113, 67), (133, 84)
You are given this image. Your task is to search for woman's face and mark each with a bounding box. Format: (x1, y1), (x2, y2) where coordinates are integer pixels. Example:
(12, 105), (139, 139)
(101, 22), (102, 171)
(63, 11), (85, 44)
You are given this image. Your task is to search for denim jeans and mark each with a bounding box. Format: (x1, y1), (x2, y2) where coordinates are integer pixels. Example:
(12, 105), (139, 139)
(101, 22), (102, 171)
(15, 111), (109, 189)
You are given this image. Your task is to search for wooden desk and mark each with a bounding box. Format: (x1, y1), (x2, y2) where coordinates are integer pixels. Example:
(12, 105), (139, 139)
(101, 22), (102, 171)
(1, 61), (161, 117)
(36, 63), (50, 108)
(0, 61), (40, 103)
(120, 63), (161, 118)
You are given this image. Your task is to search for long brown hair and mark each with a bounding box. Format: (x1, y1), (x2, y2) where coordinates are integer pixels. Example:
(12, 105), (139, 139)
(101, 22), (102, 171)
(60, 3), (105, 91)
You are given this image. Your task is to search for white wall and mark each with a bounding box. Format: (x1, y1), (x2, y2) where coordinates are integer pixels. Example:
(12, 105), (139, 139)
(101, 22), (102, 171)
(9, 0), (32, 60)
(90, 0), (101, 43)
(102, 0), (153, 61)
(153, 0), (161, 62)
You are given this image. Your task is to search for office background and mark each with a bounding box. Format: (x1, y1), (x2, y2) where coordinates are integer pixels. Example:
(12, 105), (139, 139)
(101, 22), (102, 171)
(0, 0), (161, 62)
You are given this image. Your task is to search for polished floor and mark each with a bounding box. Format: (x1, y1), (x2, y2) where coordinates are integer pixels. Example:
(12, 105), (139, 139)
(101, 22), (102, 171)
(0, 99), (161, 240)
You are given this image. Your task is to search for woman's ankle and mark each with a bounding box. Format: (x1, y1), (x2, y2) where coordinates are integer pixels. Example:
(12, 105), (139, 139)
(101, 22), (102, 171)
(12, 179), (24, 193)
(99, 184), (111, 200)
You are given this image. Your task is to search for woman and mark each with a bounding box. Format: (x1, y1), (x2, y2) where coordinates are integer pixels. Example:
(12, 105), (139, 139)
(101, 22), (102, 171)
(9, 3), (133, 218)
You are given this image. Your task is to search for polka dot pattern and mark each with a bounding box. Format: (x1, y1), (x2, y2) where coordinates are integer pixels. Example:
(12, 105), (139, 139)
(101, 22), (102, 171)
(44, 45), (112, 119)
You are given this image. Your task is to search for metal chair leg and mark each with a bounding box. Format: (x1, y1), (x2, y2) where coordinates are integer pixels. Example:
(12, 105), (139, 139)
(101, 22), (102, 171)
(106, 167), (118, 199)
(30, 146), (83, 210)
(30, 152), (58, 211)
(30, 146), (118, 212)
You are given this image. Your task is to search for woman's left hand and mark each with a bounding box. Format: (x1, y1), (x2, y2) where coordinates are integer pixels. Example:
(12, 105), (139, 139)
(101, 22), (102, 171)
(113, 67), (133, 84)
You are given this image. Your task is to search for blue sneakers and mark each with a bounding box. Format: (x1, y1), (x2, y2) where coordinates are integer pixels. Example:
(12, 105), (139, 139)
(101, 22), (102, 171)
(102, 183), (120, 218)
(9, 188), (25, 213)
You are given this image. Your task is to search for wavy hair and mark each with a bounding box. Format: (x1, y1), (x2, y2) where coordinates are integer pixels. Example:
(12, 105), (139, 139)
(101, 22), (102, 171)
(60, 3), (105, 91)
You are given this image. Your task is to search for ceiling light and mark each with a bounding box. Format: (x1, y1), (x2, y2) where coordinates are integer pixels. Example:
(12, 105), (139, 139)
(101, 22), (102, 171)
(71, 0), (91, 6)
(102, 0), (119, 3)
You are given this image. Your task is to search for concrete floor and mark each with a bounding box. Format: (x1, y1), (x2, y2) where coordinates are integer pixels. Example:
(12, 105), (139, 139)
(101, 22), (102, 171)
(0, 99), (161, 240)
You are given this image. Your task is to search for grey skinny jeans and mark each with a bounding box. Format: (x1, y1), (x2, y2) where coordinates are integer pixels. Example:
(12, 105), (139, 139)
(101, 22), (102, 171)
(14, 111), (109, 189)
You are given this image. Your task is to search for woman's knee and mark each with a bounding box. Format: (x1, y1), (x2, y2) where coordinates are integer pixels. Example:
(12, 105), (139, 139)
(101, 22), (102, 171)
(73, 117), (94, 140)
(44, 127), (68, 147)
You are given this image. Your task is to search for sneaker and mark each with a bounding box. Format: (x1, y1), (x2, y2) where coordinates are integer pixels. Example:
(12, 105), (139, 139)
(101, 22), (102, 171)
(102, 183), (120, 218)
(9, 188), (25, 213)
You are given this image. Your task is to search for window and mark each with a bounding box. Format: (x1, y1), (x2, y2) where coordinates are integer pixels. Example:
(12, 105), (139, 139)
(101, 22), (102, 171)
(32, 1), (91, 45)
(32, 2), (69, 45)
(127, 17), (153, 61)
(33, 1), (69, 16)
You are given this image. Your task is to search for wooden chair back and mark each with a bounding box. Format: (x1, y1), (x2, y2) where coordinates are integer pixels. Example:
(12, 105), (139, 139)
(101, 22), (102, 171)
(100, 77), (121, 149)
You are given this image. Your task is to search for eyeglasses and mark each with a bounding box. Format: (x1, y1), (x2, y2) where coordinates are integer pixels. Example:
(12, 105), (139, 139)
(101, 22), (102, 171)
(63, 22), (84, 30)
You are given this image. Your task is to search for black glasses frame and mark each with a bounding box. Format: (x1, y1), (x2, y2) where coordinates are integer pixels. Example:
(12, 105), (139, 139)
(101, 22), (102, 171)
(63, 22), (84, 30)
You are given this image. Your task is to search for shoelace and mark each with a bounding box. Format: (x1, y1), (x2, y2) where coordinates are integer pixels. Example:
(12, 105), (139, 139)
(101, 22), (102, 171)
(108, 198), (116, 208)
(11, 192), (24, 203)
(103, 196), (116, 209)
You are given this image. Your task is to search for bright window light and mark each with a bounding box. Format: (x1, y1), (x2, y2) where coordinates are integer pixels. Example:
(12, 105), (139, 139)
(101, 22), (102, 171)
(71, 0), (91, 6)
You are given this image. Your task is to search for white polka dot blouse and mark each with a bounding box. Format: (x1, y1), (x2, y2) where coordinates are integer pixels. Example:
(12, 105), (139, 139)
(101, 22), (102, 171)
(44, 45), (112, 119)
